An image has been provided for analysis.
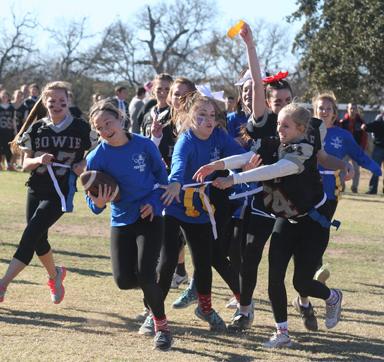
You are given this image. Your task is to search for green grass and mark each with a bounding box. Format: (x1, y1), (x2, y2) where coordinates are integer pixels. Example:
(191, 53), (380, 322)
(0, 170), (383, 361)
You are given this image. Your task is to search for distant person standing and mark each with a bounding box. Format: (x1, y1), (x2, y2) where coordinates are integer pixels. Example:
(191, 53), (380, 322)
(129, 86), (146, 133)
(24, 83), (41, 113)
(224, 95), (236, 115)
(339, 103), (367, 193)
(362, 106), (384, 194)
(109, 86), (130, 130)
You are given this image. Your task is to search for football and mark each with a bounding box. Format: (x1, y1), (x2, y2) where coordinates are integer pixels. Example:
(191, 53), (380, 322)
(79, 170), (121, 202)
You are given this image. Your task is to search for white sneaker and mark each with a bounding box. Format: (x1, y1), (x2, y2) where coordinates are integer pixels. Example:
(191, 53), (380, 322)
(263, 332), (292, 348)
(170, 272), (188, 289)
(225, 296), (238, 309)
(325, 289), (343, 329)
(314, 264), (330, 284)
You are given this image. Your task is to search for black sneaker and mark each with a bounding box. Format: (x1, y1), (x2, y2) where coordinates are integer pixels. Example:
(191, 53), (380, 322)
(292, 297), (318, 331)
(153, 330), (173, 351)
(227, 313), (253, 332)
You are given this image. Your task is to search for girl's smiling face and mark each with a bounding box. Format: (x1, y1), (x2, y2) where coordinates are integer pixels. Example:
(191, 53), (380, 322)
(315, 98), (337, 128)
(192, 101), (217, 140)
(277, 113), (305, 144)
(45, 89), (69, 123)
(92, 111), (124, 146)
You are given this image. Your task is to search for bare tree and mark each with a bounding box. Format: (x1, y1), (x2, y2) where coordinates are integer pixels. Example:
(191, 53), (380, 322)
(0, 10), (37, 81)
(44, 18), (94, 79)
(89, 20), (139, 86)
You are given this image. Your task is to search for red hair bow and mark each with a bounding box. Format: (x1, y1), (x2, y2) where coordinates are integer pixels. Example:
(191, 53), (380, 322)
(262, 71), (289, 84)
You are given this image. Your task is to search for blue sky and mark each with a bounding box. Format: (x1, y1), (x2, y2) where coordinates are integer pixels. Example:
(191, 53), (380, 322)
(3, 0), (303, 69)
(3, 0), (302, 38)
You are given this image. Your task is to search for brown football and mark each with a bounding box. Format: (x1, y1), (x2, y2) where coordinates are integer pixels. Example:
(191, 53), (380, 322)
(79, 170), (121, 202)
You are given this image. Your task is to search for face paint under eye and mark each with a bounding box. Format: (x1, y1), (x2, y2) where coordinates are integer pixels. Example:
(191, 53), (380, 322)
(196, 116), (205, 125)
(61, 103), (67, 107)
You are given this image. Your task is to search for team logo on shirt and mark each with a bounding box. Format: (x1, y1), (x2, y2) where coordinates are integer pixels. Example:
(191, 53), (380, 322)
(132, 153), (147, 172)
(330, 136), (343, 149)
(210, 147), (221, 162)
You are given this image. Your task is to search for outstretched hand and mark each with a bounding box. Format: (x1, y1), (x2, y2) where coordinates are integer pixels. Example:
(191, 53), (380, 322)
(242, 153), (262, 171)
(239, 22), (254, 47)
(160, 182), (181, 206)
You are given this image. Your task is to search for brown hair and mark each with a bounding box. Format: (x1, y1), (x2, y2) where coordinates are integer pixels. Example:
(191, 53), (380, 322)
(175, 91), (226, 135)
(89, 100), (123, 127)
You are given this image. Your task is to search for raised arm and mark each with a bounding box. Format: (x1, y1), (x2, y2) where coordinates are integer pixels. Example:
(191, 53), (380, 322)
(239, 22), (267, 119)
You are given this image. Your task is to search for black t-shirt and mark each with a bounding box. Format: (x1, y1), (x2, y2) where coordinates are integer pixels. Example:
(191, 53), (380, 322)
(247, 112), (324, 217)
(365, 118), (384, 148)
(18, 116), (95, 196)
(13, 103), (28, 131)
(0, 104), (15, 133)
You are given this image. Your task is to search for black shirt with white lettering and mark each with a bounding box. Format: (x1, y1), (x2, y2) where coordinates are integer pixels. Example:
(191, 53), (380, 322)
(18, 116), (94, 196)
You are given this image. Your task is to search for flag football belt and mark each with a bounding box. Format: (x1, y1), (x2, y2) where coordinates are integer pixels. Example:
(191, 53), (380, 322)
(47, 162), (74, 213)
(289, 193), (341, 230)
(182, 182), (217, 240)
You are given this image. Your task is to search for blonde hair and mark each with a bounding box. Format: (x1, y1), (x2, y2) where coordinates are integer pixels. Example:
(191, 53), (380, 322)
(312, 91), (338, 123)
(176, 91), (226, 135)
(10, 81), (71, 155)
(279, 103), (311, 134)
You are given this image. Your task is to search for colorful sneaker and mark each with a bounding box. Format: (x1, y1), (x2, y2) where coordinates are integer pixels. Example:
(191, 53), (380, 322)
(170, 272), (188, 289)
(47, 266), (66, 304)
(172, 286), (197, 309)
(138, 315), (155, 336)
(263, 332), (292, 348)
(153, 330), (173, 351)
(325, 289), (343, 329)
(292, 297), (318, 331)
(135, 307), (150, 322)
(225, 296), (238, 309)
(194, 306), (227, 332)
(0, 284), (6, 302)
(314, 265), (330, 284)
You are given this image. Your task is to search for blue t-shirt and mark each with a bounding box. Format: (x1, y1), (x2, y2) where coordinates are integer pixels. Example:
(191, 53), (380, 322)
(226, 111), (248, 138)
(166, 127), (245, 223)
(321, 126), (381, 200)
(86, 134), (168, 226)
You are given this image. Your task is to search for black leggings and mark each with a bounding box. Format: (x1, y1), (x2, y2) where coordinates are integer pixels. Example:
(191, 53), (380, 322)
(110, 216), (165, 318)
(157, 215), (239, 297)
(239, 209), (275, 306)
(14, 189), (63, 265)
(268, 206), (332, 323)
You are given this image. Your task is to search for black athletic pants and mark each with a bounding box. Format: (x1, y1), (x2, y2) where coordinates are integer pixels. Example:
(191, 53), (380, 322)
(268, 203), (333, 323)
(14, 189), (63, 265)
(110, 216), (165, 318)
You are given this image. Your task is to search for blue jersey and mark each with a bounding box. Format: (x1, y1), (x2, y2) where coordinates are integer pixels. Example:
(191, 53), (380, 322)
(86, 133), (168, 226)
(166, 127), (245, 223)
(321, 126), (381, 200)
(226, 111), (248, 138)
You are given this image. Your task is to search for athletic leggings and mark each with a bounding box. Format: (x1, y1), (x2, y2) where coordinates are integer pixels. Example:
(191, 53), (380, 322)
(268, 203), (333, 323)
(110, 216), (165, 318)
(14, 189), (63, 265)
(157, 215), (239, 297)
(239, 208), (275, 306)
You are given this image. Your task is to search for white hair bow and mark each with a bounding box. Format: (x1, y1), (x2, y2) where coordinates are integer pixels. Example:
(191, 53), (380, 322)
(196, 84), (225, 102)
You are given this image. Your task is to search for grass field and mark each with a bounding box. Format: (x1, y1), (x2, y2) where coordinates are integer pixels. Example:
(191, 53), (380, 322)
(0, 170), (383, 361)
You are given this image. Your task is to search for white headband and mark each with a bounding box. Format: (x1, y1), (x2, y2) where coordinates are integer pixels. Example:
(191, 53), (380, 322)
(196, 84), (225, 102)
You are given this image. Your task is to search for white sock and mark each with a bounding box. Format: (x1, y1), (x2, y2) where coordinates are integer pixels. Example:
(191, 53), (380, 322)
(239, 304), (252, 316)
(276, 321), (288, 335)
(299, 297), (310, 308)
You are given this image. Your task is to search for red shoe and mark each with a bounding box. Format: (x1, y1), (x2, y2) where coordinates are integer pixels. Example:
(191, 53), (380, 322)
(47, 266), (66, 304)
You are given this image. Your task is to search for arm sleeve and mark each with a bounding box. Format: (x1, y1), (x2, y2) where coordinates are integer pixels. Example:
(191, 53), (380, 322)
(345, 133), (382, 176)
(169, 137), (190, 184)
(147, 139), (168, 185)
(233, 159), (299, 184)
(222, 151), (254, 169)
